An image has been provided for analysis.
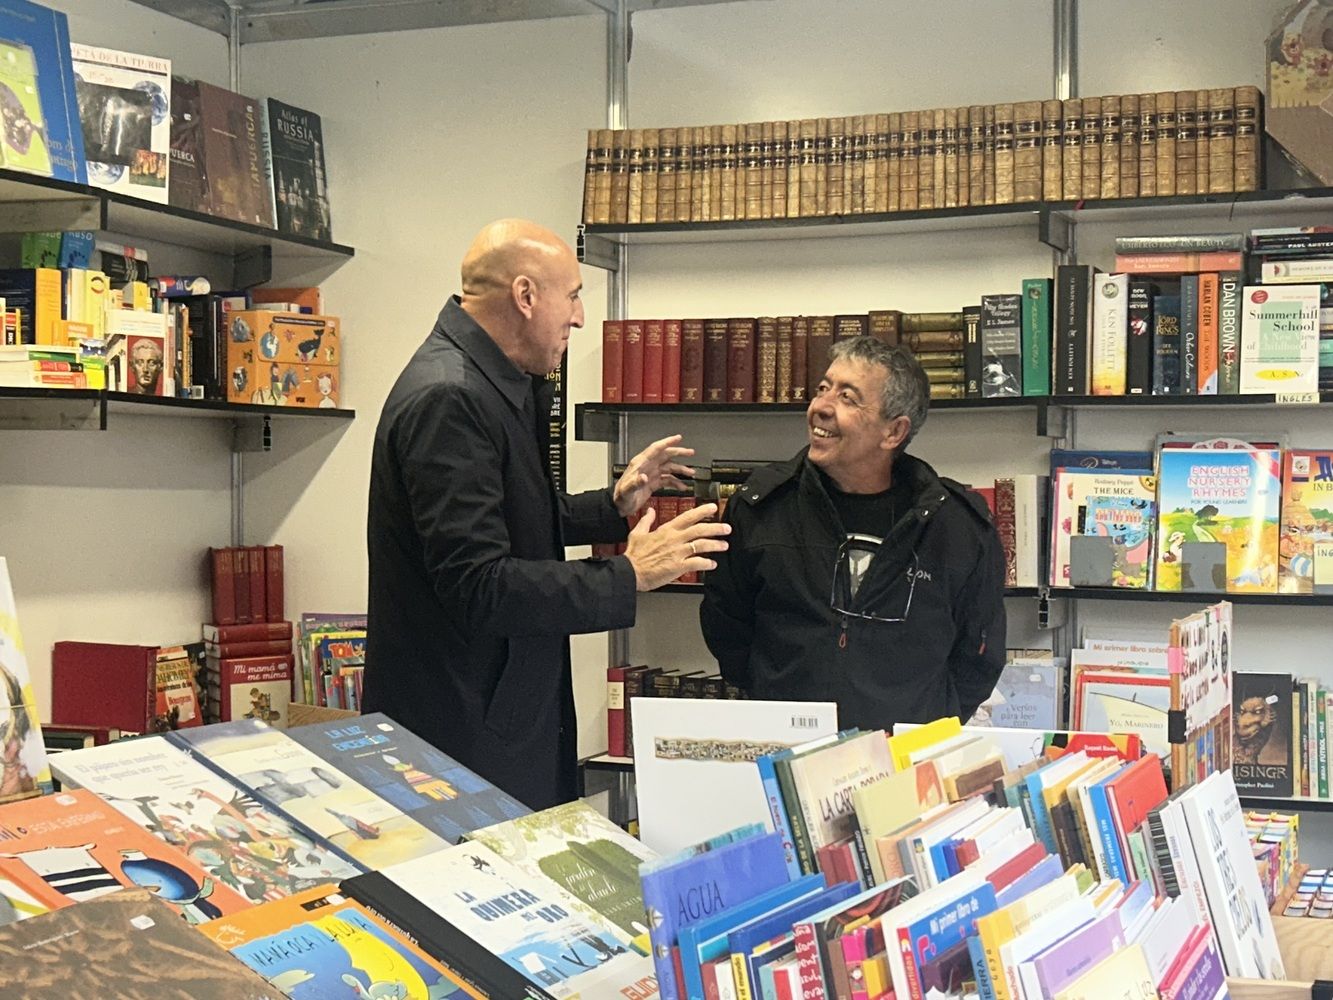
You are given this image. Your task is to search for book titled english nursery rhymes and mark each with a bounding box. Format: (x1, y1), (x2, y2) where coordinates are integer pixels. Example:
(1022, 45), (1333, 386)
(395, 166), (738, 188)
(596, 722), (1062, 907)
(285, 713), (530, 845)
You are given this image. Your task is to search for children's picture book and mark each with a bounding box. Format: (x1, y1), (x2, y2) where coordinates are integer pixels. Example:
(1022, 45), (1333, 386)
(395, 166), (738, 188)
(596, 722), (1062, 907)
(170, 719), (452, 870)
(376, 842), (652, 999)
(630, 697), (837, 855)
(1074, 671), (1172, 760)
(285, 713), (530, 845)
(465, 800), (656, 949)
(0, 0), (86, 182)
(70, 43), (171, 203)
(0, 787), (251, 922)
(49, 732), (362, 901)
(199, 884), (481, 999)
(1279, 449), (1333, 592)
(1169, 602), (1234, 792)
(1230, 671), (1295, 797)
(0, 558), (50, 801)
(0, 889), (285, 999)
(1155, 441), (1282, 593)
(1049, 468), (1156, 588)
(971, 657), (1062, 730)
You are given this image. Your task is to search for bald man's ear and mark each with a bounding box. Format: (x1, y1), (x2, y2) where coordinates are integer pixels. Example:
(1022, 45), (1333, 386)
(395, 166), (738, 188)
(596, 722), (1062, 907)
(512, 274), (538, 319)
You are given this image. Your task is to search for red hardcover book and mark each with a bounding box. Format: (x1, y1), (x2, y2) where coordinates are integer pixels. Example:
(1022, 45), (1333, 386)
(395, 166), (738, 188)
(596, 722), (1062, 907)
(1102, 753), (1168, 863)
(208, 653), (294, 726)
(622, 319), (645, 403)
(756, 316), (778, 403)
(702, 318), (729, 403)
(607, 663), (629, 757)
(602, 319), (624, 402)
(264, 543), (284, 622)
(993, 477), (1017, 587)
(202, 620), (293, 643)
(662, 319), (683, 403)
(247, 546), (266, 626)
(806, 316), (834, 398)
(791, 315), (809, 402)
(680, 318), (705, 402)
(984, 840), (1048, 893)
(642, 319), (665, 403)
(51, 641), (156, 734)
(775, 316), (794, 403)
(726, 317), (757, 403)
(232, 545), (252, 625)
(209, 546), (238, 626)
(203, 638), (293, 659)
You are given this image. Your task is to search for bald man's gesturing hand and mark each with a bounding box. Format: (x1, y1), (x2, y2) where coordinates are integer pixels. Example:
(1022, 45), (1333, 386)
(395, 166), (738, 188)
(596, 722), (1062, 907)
(623, 502), (730, 592)
(613, 434), (696, 517)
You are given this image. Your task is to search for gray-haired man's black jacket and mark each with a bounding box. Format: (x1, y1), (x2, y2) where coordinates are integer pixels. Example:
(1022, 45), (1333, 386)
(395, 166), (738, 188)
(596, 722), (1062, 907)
(699, 449), (1007, 730)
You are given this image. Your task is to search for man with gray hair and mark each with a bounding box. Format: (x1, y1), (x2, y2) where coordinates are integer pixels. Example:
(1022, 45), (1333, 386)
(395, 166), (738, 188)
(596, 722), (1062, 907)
(700, 336), (1006, 731)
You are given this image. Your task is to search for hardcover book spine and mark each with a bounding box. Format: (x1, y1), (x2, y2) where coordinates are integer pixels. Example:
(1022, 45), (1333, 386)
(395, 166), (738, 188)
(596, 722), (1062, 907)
(264, 544), (283, 623)
(963, 305), (983, 398)
(1234, 85), (1261, 192)
(887, 112), (903, 213)
(1194, 88), (1210, 196)
(1080, 95), (1101, 201)
(626, 128), (644, 225)
(657, 128), (677, 227)
(806, 317), (834, 398)
(662, 319), (682, 403)
(1060, 98), (1081, 200)
(900, 111), (920, 210)
(694, 125), (711, 222)
(756, 317), (778, 403)
(1137, 91), (1157, 198)
(868, 309), (901, 345)
(610, 128), (630, 224)
(994, 103), (1016, 204)
(994, 477), (1018, 587)
(1208, 87), (1235, 194)
(982, 104), (996, 205)
(791, 316), (809, 401)
(641, 127), (660, 224)
(785, 119), (802, 219)
(1179, 274), (1199, 395)
(727, 318), (757, 403)
(1217, 271), (1242, 394)
(703, 319), (728, 403)
(944, 107), (960, 208)
(622, 319), (644, 403)
(1126, 280), (1155, 395)
(1155, 90), (1177, 196)
(798, 119), (817, 218)
(873, 113), (890, 213)
(932, 108), (947, 209)
(1100, 95), (1121, 199)
(680, 319), (705, 402)
(1054, 264), (1090, 395)
(967, 105), (984, 207)
(607, 665), (627, 757)
(1151, 293), (1182, 395)
(814, 117), (829, 216)
(1175, 90), (1197, 196)
(793, 920), (828, 1000)
(745, 121), (764, 221)
(592, 128), (613, 224)
(675, 128), (695, 223)
(210, 547), (238, 626)
(642, 319), (665, 404)
(1041, 98), (1063, 201)
(1118, 92), (1139, 198)
(771, 120), (788, 220)
(1021, 278), (1052, 397)
(916, 112), (934, 210)
(826, 117), (845, 217)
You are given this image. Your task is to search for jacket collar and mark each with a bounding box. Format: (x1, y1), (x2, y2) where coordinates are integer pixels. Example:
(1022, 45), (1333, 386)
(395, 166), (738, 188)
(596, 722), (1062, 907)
(739, 448), (950, 522)
(434, 295), (531, 412)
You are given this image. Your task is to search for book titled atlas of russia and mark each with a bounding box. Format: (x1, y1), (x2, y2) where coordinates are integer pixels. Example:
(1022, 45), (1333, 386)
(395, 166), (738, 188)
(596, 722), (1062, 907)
(283, 712), (531, 844)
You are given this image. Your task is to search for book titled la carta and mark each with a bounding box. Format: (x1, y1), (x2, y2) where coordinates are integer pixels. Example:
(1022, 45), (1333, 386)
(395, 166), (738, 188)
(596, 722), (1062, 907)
(284, 712), (532, 844)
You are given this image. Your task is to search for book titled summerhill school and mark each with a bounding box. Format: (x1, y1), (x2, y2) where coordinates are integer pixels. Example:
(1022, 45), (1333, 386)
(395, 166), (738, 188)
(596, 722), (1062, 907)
(5, 0), (1333, 996)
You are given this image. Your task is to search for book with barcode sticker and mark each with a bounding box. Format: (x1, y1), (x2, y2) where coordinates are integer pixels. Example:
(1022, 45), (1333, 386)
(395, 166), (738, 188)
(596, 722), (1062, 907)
(630, 698), (837, 855)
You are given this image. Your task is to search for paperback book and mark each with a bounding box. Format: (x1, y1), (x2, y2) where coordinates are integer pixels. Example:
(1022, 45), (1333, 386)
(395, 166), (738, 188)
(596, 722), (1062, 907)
(0, 557), (50, 801)
(70, 43), (171, 203)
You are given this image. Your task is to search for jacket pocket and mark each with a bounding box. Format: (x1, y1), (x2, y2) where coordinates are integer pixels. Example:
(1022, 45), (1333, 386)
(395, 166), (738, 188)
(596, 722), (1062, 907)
(483, 638), (531, 736)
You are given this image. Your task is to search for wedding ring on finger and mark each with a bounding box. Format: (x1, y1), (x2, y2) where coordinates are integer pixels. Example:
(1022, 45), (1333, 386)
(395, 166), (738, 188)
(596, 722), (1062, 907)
(689, 541), (697, 556)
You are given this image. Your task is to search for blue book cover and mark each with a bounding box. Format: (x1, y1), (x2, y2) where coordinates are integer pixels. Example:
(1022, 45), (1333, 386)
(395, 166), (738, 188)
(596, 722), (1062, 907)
(1087, 772), (1129, 884)
(727, 881), (860, 997)
(900, 882), (998, 987)
(640, 830), (790, 1000)
(0, 0), (86, 182)
(755, 749), (802, 879)
(995, 853), (1064, 908)
(967, 933), (997, 1000)
(1049, 448), (1155, 475)
(677, 873), (825, 1000)
(284, 713), (530, 844)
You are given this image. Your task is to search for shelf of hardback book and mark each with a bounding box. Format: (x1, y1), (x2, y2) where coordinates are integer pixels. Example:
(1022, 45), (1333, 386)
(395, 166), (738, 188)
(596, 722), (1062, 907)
(1051, 586), (1333, 607)
(0, 167), (355, 287)
(574, 398), (1039, 441)
(0, 387), (355, 431)
(1239, 796), (1333, 815)
(579, 186), (1333, 262)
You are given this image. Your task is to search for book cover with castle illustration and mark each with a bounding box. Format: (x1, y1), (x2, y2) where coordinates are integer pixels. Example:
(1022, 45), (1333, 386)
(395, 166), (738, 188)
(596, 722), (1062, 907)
(465, 800), (656, 949)
(49, 732), (362, 901)
(1155, 443), (1282, 593)
(1279, 449), (1333, 593)
(285, 713), (530, 845)
(199, 884), (481, 999)
(0, 787), (250, 922)
(170, 720), (451, 870)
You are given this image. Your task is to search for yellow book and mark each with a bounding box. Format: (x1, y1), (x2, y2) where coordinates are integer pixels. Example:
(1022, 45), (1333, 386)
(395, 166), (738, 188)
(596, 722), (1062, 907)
(28, 267), (62, 345)
(887, 717), (961, 771)
(128, 280), (151, 311)
(862, 953), (890, 997)
(851, 760), (945, 883)
(1054, 943), (1156, 1000)
(976, 872), (1082, 1000)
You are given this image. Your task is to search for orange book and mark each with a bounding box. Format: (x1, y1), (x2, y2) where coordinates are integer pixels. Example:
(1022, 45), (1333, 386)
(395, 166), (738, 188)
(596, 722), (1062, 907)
(0, 788), (251, 922)
(1112, 250), (1243, 273)
(1196, 272), (1219, 394)
(249, 286), (323, 313)
(198, 884), (486, 999)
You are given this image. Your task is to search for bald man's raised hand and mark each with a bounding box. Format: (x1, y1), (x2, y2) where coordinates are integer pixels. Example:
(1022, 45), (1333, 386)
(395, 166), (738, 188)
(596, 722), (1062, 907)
(624, 502), (730, 592)
(613, 434), (696, 518)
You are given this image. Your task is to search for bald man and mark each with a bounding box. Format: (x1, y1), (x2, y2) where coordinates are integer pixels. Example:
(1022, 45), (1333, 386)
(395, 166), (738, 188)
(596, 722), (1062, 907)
(364, 219), (728, 809)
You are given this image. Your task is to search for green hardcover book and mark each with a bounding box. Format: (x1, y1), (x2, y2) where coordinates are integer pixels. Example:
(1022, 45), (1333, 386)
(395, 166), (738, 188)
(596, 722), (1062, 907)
(1319, 688), (1328, 800)
(1022, 277), (1052, 396)
(772, 754), (817, 877)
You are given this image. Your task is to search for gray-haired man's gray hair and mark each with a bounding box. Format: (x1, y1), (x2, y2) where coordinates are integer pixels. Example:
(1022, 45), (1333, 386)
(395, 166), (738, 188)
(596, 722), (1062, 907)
(827, 336), (930, 448)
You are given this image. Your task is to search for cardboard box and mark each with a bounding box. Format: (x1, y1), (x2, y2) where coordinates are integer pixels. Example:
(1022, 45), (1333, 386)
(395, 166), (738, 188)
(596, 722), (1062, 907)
(225, 310), (341, 406)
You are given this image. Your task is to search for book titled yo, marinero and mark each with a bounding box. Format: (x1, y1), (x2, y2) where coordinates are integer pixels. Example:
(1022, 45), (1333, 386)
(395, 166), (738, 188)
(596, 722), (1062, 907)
(285, 713), (531, 844)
